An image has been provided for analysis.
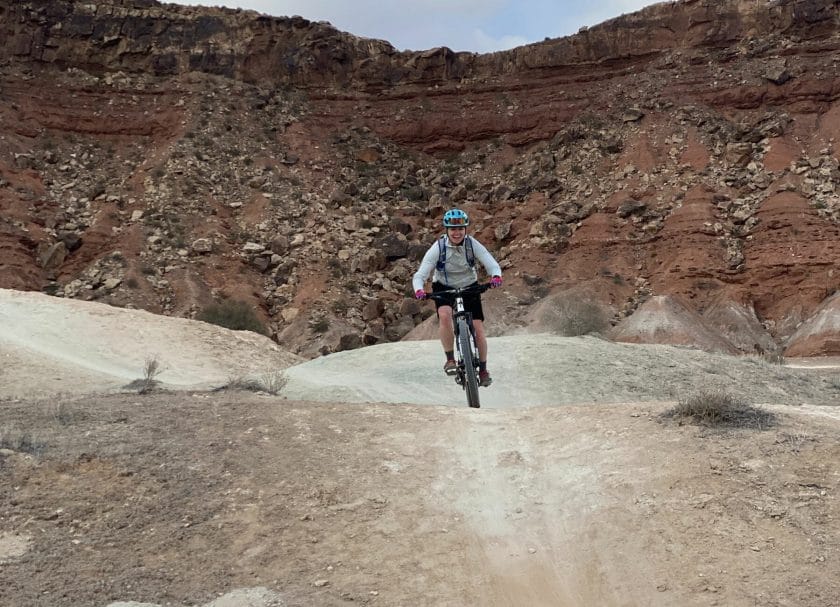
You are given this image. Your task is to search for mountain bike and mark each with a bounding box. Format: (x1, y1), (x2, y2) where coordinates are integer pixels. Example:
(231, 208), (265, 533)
(424, 283), (492, 409)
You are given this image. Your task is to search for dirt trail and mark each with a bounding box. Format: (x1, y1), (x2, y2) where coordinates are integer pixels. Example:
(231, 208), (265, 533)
(449, 412), (593, 606)
(442, 409), (660, 607)
(6, 394), (840, 607)
(2, 290), (840, 606)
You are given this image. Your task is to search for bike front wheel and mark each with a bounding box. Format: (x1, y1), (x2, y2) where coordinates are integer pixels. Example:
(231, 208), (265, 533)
(457, 318), (480, 408)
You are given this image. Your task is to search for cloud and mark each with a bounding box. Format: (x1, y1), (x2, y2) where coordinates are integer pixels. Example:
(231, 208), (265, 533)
(243, 0), (512, 51)
(578, 1), (663, 29)
(470, 30), (531, 54)
(174, 0), (661, 52)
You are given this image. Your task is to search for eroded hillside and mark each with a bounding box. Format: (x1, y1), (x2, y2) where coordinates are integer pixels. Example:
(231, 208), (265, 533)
(1, 0), (840, 357)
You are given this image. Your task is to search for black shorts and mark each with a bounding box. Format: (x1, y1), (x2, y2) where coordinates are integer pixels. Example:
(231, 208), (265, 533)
(432, 281), (485, 322)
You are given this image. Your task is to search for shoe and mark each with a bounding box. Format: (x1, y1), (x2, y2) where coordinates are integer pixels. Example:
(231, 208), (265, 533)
(444, 359), (458, 375)
(479, 370), (493, 387)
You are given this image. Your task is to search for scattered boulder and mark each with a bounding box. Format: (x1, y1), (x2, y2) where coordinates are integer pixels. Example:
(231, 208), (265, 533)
(191, 238), (213, 254)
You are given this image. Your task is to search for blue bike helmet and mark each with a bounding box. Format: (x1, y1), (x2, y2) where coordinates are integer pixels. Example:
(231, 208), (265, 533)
(443, 208), (469, 227)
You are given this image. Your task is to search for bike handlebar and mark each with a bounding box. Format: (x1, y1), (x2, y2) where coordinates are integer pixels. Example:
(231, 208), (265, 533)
(423, 282), (493, 301)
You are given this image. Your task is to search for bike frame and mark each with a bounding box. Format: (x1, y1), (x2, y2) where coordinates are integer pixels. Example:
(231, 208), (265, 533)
(425, 283), (491, 408)
(451, 294), (477, 375)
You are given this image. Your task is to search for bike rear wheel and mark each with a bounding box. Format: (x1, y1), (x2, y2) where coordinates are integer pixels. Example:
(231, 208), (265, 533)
(457, 318), (480, 408)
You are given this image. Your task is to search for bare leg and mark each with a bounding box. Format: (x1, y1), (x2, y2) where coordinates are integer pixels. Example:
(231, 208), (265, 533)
(438, 306), (454, 354)
(473, 319), (488, 363)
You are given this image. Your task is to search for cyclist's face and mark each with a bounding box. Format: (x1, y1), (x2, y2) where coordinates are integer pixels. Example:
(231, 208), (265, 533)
(447, 226), (466, 244)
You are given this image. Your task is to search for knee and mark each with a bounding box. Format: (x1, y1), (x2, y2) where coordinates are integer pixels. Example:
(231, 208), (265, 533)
(438, 307), (453, 323)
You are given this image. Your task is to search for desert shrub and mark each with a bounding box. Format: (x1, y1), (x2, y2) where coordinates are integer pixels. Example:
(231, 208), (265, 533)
(197, 299), (267, 335)
(327, 257), (344, 278)
(125, 355), (164, 394)
(219, 371), (288, 395)
(142, 356), (162, 392)
(743, 349), (786, 368)
(258, 370), (288, 395)
(777, 431), (812, 453)
(331, 298), (349, 315)
(310, 316), (330, 334)
(402, 185), (425, 201)
(661, 390), (777, 429)
(549, 295), (610, 336)
(761, 350), (785, 365)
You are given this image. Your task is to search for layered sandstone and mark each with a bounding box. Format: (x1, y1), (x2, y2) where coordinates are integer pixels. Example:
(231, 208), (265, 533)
(1, 0), (840, 357)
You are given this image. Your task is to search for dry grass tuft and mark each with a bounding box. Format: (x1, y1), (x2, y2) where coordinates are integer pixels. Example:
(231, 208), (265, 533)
(661, 389), (777, 429)
(217, 370), (288, 395)
(124, 356), (165, 394)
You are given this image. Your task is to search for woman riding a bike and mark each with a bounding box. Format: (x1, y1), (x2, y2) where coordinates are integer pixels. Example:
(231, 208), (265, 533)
(412, 208), (503, 386)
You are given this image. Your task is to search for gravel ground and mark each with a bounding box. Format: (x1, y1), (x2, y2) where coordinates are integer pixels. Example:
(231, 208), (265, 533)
(3, 291), (840, 607)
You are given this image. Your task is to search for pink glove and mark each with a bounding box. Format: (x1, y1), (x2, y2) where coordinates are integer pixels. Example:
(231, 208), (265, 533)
(415, 289), (426, 299)
(490, 276), (502, 288)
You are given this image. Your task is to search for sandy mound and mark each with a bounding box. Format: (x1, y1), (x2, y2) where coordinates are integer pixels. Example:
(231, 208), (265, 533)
(2, 288), (838, 408)
(785, 291), (840, 357)
(0, 288), (302, 399)
(609, 294), (739, 354)
(285, 333), (838, 407)
(701, 297), (778, 354)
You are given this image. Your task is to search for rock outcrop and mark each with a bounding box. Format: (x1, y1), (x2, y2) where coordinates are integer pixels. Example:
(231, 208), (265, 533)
(1, 0), (840, 357)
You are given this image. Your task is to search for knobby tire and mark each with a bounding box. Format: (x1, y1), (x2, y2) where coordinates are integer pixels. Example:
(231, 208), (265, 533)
(457, 318), (480, 408)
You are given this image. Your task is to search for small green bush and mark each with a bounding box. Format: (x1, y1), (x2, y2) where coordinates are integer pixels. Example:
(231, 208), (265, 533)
(310, 316), (330, 334)
(197, 299), (268, 335)
(662, 390), (777, 429)
(331, 298), (349, 315)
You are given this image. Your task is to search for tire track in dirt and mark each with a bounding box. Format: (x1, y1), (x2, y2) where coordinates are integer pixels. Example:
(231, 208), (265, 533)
(437, 407), (679, 606)
(441, 410), (602, 605)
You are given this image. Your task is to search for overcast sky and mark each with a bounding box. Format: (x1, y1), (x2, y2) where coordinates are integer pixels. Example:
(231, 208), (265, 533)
(172, 1), (662, 53)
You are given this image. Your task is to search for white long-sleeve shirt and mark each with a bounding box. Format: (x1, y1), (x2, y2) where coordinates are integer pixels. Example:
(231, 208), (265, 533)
(412, 235), (502, 291)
